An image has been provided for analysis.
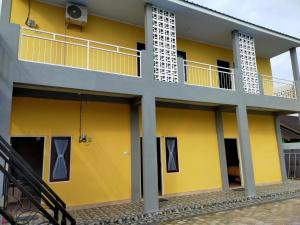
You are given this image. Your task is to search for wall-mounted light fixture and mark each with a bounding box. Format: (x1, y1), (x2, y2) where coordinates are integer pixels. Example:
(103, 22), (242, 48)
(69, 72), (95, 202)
(78, 96), (91, 143)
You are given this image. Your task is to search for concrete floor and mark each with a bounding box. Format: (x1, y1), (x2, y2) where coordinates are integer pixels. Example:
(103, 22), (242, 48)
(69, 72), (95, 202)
(72, 181), (300, 225)
(163, 198), (300, 225)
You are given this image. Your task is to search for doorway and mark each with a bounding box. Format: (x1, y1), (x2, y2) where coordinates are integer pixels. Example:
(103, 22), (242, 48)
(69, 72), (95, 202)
(177, 51), (187, 81)
(217, 60), (232, 89)
(137, 42), (146, 77)
(140, 137), (163, 197)
(8, 137), (45, 208)
(11, 137), (45, 178)
(224, 138), (241, 188)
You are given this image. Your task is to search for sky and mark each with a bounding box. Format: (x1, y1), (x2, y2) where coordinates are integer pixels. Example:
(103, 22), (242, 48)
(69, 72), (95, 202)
(189, 0), (300, 80)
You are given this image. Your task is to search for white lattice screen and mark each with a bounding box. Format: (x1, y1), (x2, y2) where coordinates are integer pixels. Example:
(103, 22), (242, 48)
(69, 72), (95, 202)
(238, 33), (260, 95)
(152, 6), (178, 83)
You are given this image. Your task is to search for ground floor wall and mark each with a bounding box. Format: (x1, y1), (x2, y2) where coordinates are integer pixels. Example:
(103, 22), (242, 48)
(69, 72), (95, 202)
(223, 113), (282, 184)
(156, 107), (222, 195)
(10, 97), (132, 207)
(10, 97), (282, 207)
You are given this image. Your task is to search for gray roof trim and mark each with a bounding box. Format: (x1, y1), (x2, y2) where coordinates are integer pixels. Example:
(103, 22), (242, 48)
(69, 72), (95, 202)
(174, 0), (300, 45)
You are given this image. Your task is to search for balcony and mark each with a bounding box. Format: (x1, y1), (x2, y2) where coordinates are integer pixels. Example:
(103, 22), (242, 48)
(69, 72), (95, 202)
(18, 27), (142, 77)
(261, 74), (297, 99)
(17, 27), (298, 101)
(182, 59), (297, 100)
(183, 60), (235, 91)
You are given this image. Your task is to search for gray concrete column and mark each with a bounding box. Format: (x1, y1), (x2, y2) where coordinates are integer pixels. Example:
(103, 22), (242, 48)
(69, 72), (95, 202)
(232, 31), (244, 94)
(236, 105), (256, 197)
(143, 3), (154, 83)
(0, 0), (12, 24)
(290, 48), (300, 102)
(274, 114), (287, 182)
(0, 45), (13, 142)
(0, 83), (12, 142)
(130, 103), (141, 202)
(141, 94), (159, 213)
(290, 48), (300, 81)
(215, 110), (229, 191)
(289, 48), (300, 127)
(0, 43), (14, 209)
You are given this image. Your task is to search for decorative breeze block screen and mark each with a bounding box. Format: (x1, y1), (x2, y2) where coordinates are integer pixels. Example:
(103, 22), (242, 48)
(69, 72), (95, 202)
(152, 6), (178, 83)
(238, 33), (260, 95)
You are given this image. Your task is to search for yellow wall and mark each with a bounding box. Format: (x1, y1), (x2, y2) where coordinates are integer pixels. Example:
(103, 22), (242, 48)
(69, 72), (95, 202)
(10, 97), (132, 206)
(222, 113), (282, 184)
(177, 38), (272, 75)
(11, 0), (144, 76)
(178, 38), (272, 87)
(11, 0), (272, 77)
(11, 0), (144, 48)
(156, 107), (222, 194)
(11, 98), (282, 206)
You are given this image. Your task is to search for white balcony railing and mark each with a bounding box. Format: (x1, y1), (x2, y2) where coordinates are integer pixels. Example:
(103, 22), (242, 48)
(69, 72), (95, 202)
(18, 27), (142, 77)
(261, 74), (297, 99)
(184, 60), (235, 91)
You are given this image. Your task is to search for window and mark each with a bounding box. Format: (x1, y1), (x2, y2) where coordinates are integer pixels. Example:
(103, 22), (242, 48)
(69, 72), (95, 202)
(50, 137), (71, 182)
(165, 137), (179, 173)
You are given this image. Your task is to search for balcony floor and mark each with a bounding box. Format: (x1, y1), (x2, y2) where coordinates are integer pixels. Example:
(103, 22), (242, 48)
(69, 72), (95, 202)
(71, 180), (300, 225)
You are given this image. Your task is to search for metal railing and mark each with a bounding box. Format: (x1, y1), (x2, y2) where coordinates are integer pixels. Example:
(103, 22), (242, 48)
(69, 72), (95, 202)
(261, 74), (297, 99)
(285, 152), (300, 179)
(184, 60), (235, 90)
(0, 136), (76, 225)
(19, 27), (142, 77)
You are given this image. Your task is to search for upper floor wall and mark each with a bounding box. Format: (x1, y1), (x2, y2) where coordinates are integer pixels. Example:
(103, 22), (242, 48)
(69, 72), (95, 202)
(2, 0), (298, 108)
(177, 38), (272, 75)
(11, 0), (272, 76)
(11, 0), (145, 49)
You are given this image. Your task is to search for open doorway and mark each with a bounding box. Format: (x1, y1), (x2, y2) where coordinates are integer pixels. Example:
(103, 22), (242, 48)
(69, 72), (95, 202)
(140, 137), (163, 197)
(224, 138), (241, 188)
(217, 60), (232, 89)
(7, 137), (45, 209)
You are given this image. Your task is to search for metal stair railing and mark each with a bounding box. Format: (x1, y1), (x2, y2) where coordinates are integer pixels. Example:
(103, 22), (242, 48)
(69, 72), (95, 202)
(0, 136), (76, 225)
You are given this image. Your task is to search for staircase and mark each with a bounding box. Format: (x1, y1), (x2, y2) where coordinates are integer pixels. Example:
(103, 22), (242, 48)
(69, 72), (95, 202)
(0, 136), (76, 225)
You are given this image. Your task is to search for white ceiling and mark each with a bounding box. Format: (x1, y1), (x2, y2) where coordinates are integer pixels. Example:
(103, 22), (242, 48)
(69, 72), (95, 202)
(39, 0), (300, 58)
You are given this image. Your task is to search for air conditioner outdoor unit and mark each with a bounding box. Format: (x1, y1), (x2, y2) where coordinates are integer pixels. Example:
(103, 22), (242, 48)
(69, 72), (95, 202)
(65, 3), (88, 26)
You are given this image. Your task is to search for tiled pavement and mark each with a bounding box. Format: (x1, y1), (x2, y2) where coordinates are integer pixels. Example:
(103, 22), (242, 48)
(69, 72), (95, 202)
(71, 180), (300, 225)
(162, 198), (300, 225)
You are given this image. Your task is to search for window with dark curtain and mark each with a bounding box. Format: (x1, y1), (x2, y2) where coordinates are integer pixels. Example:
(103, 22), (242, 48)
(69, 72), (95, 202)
(50, 137), (71, 182)
(166, 137), (179, 173)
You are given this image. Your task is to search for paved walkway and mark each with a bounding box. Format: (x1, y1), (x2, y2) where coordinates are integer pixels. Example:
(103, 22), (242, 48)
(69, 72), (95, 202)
(163, 198), (300, 225)
(71, 181), (300, 225)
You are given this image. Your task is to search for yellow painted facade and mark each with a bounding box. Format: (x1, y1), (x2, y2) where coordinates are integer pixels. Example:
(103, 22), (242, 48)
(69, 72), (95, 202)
(10, 97), (132, 206)
(11, 0), (145, 48)
(12, 0), (144, 76)
(11, 0), (273, 78)
(177, 38), (273, 87)
(10, 98), (282, 206)
(222, 113), (282, 184)
(156, 107), (222, 194)
(9, 0), (282, 207)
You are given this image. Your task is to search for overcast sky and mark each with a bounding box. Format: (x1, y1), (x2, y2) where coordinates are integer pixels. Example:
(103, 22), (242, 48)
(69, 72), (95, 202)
(190, 0), (300, 80)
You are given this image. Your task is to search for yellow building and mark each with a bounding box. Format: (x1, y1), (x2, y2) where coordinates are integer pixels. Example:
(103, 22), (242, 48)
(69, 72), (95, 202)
(0, 0), (300, 222)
